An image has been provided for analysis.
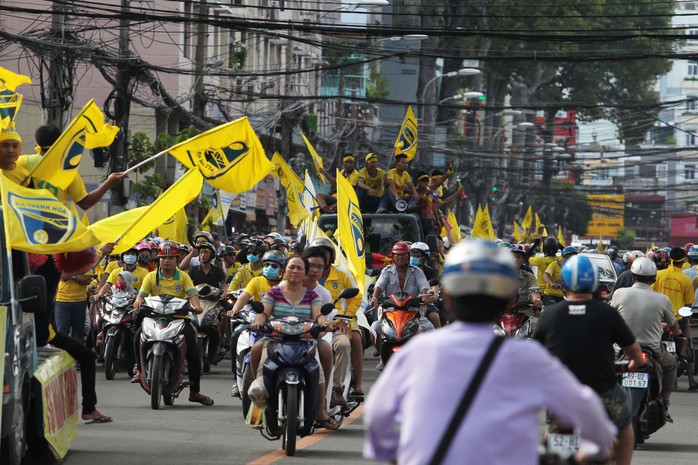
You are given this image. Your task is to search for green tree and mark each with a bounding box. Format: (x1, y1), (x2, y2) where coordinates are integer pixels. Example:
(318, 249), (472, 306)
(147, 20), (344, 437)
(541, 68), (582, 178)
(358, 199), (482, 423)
(616, 228), (637, 249)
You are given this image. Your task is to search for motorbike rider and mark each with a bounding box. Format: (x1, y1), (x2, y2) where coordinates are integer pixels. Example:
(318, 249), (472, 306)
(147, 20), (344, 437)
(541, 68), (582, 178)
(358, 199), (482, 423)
(220, 245), (241, 277)
(229, 240), (266, 291)
(179, 231), (216, 271)
(132, 241), (214, 406)
(652, 246), (696, 387)
(371, 241), (437, 369)
(509, 245), (542, 313)
(607, 248), (625, 275)
(364, 240), (617, 465)
(228, 250), (286, 315)
(533, 254), (648, 465)
(611, 257), (683, 406)
(527, 236), (561, 304)
(409, 242), (442, 329)
(188, 241), (227, 290)
(612, 250), (645, 293)
(310, 237), (366, 400)
(96, 246), (149, 298)
(541, 246), (578, 306)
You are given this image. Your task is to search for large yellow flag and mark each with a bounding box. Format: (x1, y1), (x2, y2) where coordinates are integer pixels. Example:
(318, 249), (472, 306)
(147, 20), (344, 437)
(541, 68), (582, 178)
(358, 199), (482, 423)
(271, 152), (308, 226)
(471, 205), (488, 239)
(90, 169), (203, 253)
(0, 67), (32, 92)
(168, 117), (272, 192)
(395, 105), (418, 161)
(336, 169), (365, 290)
(0, 68), (30, 130)
(557, 226), (565, 245)
(534, 212), (542, 233)
(26, 100), (119, 190)
(513, 222), (524, 242)
(483, 204), (496, 240)
(447, 209), (462, 243)
(521, 205), (533, 231)
(157, 208), (188, 244)
(0, 175), (99, 253)
(301, 133), (327, 185)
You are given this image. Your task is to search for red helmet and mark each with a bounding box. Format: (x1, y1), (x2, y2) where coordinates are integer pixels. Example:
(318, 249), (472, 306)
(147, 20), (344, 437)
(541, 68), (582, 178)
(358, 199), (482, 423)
(685, 242), (695, 254)
(392, 241), (410, 255)
(158, 240), (181, 257)
(148, 240), (158, 251)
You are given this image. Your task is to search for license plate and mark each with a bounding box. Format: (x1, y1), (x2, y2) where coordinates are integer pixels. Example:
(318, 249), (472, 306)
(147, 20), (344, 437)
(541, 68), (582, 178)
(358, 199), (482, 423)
(621, 372), (649, 388)
(663, 341), (676, 353)
(547, 433), (579, 459)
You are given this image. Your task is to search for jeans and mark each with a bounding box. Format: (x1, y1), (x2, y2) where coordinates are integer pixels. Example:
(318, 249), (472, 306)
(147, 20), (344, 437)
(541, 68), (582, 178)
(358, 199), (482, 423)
(55, 301), (87, 337)
(49, 331), (98, 415)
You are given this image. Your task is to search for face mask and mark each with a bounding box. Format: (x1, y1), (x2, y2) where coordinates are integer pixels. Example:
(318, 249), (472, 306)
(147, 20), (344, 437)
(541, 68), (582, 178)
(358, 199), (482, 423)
(247, 254), (260, 264)
(138, 255), (150, 265)
(409, 257), (421, 267)
(114, 281), (126, 291)
(263, 266), (279, 280)
(123, 254), (137, 265)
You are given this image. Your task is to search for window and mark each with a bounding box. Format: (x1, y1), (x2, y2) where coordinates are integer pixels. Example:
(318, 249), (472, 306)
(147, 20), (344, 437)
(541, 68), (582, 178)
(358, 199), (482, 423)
(689, 63), (698, 76)
(688, 96), (698, 112)
(687, 133), (697, 145)
(183, 2), (192, 59)
(686, 164), (696, 180)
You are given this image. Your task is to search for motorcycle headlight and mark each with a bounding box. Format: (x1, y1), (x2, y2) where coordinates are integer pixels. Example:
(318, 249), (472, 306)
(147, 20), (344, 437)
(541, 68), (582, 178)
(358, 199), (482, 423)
(514, 320), (531, 339)
(160, 324), (183, 340)
(402, 317), (420, 336)
(493, 325), (506, 336)
(381, 318), (396, 338)
(142, 319), (157, 339)
(269, 319), (314, 336)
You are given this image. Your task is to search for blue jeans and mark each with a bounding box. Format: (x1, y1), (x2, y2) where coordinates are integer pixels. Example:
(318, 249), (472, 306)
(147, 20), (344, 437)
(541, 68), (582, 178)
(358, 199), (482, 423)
(55, 301), (87, 338)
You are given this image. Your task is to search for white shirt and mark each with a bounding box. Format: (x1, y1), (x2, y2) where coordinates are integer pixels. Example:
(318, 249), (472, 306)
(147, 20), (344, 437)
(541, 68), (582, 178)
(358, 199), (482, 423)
(364, 322), (616, 465)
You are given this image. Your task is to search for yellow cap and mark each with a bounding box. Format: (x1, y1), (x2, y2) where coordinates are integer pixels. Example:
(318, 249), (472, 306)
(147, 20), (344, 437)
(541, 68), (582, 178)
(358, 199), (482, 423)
(0, 123), (21, 143)
(365, 153), (378, 162)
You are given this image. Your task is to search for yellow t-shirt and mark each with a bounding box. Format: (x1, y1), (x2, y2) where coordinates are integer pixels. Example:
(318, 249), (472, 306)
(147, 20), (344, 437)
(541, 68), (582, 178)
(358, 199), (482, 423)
(681, 262), (692, 271)
(138, 268), (196, 299)
(652, 265), (696, 316)
(106, 266), (149, 291)
(225, 262), (241, 277)
(56, 270), (94, 302)
(386, 169), (412, 198)
(230, 263), (262, 291)
(358, 167), (386, 197)
(342, 169), (360, 187)
(103, 260), (121, 277)
(244, 276), (274, 301)
(543, 260), (564, 297)
(529, 256), (558, 295)
(6, 154), (89, 205)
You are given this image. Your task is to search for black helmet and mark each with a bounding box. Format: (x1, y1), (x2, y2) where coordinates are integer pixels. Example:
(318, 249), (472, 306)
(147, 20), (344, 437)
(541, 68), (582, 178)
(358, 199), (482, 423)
(262, 250), (286, 267)
(542, 237), (560, 256)
(197, 241), (216, 255)
(310, 238), (336, 263)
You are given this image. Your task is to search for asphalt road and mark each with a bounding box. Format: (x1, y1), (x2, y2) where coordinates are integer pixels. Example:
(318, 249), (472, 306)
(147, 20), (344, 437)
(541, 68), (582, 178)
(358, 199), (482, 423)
(60, 352), (698, 465)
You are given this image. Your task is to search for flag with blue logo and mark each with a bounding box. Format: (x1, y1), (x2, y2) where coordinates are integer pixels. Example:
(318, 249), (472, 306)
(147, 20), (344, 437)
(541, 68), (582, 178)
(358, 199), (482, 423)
(336, 169), (365, 290)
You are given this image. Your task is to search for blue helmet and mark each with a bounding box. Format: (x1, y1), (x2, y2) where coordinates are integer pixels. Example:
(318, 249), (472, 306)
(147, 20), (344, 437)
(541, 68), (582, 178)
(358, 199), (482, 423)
(561, 246), (578, 257)
(562, 255), (599, 293)
(688, 245), (698, 261)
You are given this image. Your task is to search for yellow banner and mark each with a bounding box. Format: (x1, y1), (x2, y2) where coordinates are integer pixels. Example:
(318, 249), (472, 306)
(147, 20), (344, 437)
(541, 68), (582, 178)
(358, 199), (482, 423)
(157, 208), (188, 244)
(395, 105), (418, 161)
(33, 351), (78, 460)
(301, 133), (327, 185)
(521, 205), (533, 231)
(336, 169), (365, 290)
(587, 194), (625, 238)
(271, 152), (308, 226)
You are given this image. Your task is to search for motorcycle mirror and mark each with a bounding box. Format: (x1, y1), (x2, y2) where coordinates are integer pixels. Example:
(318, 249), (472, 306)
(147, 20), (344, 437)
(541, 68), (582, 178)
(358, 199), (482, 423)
(679, 306), (693, 318)
(320, 303), (335, 316)
(199, 285), (211, 296)
(428, 278), (440, 287)
(336, 288), (359, 301)
(249, 301), (264, 313)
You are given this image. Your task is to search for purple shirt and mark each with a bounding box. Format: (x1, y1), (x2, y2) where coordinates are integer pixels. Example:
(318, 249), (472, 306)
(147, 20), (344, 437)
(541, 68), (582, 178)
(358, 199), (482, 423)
(363, 323), (616, 465)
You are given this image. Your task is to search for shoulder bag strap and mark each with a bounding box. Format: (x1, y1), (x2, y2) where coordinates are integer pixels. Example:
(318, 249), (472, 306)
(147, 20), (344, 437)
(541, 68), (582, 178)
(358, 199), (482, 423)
(428, 336), (505, 465)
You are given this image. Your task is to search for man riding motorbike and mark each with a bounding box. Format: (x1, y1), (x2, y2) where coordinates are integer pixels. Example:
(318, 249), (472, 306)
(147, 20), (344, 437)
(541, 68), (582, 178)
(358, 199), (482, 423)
(527, 236), (561, 305)
(541, 246), (578, 306)
(96, 246), (149, 299)
(229, 240), (266, 291)
(509, 244), (542, 312)
(188, 241), (227, 289)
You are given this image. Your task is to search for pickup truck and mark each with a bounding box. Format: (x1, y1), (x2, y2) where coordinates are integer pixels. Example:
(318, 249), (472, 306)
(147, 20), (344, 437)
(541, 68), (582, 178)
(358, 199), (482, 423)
(0, 208), (69, 465)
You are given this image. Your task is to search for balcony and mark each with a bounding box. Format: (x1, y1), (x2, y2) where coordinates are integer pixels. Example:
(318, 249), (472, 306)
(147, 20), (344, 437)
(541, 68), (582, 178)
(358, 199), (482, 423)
(321, 74), (368, 98)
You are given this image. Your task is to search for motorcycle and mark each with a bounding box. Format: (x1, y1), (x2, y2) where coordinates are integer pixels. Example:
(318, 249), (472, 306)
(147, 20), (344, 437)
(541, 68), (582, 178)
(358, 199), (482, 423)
(251, 289), (355, 456)
(190, 284), (225, 373)
(138, 295), (191, 410)
(377, 291), (425, 367)
(493, 289), (539, 339)
(100, 291), (136, 380)
(230, 304), (261, 418)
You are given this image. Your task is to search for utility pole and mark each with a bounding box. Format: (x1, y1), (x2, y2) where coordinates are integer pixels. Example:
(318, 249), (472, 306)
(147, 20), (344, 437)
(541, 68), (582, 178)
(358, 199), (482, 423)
(276, 30), (296, 235)
(47, 1), (66, 128)
(193, 0), (208, 118)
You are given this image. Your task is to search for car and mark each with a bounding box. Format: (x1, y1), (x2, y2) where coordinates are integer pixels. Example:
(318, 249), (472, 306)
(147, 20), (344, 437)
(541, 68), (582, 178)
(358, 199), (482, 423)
(530, 251), (617, 301)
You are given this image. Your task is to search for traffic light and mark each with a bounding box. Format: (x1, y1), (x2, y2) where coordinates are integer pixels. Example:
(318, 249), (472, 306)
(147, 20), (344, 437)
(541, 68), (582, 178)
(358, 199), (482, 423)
(491, 185), (497, 201)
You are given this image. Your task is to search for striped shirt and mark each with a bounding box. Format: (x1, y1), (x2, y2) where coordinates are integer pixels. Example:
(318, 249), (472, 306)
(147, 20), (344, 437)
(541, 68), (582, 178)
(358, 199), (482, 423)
(263, 285), (321, 319)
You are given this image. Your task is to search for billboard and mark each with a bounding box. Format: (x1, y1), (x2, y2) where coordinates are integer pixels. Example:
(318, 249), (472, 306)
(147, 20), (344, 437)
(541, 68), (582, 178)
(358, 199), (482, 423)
(587, 194), (624, 238)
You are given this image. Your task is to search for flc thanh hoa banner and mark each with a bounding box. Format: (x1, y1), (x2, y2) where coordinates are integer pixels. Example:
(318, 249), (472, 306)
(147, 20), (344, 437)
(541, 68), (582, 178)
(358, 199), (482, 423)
(586, 194), (624, 238)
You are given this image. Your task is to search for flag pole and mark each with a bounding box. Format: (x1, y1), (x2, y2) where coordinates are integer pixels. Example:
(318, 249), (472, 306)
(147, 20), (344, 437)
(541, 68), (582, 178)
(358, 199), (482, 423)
(122, 149), (169, 175)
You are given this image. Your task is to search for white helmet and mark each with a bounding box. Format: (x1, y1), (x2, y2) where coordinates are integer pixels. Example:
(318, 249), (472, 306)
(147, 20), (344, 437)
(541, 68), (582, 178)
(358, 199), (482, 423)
(409, 242), (430, 254)
(626, 250), (644, 265)
(630, 257), (657, 277)
(442, 240), (518, 299)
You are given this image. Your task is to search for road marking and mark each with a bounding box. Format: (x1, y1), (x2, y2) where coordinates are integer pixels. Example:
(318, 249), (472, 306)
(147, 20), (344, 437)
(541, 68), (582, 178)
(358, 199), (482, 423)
(247, 404), (365, 465)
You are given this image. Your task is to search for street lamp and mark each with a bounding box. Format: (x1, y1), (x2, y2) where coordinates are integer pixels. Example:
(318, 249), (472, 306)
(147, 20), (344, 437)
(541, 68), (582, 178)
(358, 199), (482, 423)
(420, 68), (481, 119)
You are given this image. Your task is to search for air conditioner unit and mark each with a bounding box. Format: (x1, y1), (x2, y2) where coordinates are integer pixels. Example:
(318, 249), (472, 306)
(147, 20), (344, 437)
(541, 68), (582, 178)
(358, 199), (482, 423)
(270, 0), (280, 7)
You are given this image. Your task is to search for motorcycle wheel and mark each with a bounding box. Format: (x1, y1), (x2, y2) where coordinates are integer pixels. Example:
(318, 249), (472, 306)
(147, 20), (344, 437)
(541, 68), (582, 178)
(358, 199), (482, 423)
(241, 365), (253, 419)
(151, 355), (164, 410)
(361, 327), (372, 351)
(104, 334), (118, 380)
(163, 394), (174, 406)
(380, 342), (393, 367)
(633, 416), (643, 446)
(283, 384), (298, 456)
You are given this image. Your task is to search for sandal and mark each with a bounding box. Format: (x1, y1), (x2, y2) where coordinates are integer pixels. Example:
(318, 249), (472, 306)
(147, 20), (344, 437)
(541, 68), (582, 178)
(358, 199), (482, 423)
(189, 393), (215, 406)
(82, 412), (113, 424)
(315, 416), (340, 430)
(688, 384), (698, 391)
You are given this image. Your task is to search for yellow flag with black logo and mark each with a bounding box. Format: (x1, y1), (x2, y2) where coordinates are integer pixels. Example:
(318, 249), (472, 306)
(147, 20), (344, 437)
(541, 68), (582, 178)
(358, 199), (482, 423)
(336, 169), (365, 290)
(26, 100), (118, 190)
(90, 169), (203, 253)
(271, 152), (308, 226)
(0, 67), (31, 130)
(168, 117), (272, 192)
(0, 175), (99, 253)
(158, 208), (188, 244)
(394, 105), (418, 161)
(301, 133), (327, 185)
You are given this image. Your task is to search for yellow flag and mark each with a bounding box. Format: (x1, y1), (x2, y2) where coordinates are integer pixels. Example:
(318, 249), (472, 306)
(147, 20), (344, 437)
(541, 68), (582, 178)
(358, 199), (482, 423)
(210, 189), (224, 225)
(158, 207), (188, 243)
(168, 117), (272, 192)
(0, 68), (30, 130)
(535, 212), (542, 232)
(597, 237), (607, 253)
(81, 211), (89, 227)
(90, 170), (203, 253)
(301, 133), (327, 185)
(448, 210), (462, 243)
(521, 205), (533, 231)
(394, 105), (418, 161)
(26, 100), (119, 190)
(513, 222), (524, 242)
(0, 66), (32, 92)
(336, 169), (365, 290)
(483, 204), (496, 240)
(0, 175), (99, 253)
(557, 226), (565, 245)
(271, 152), (308, 226)
(471, 205), (488, 239)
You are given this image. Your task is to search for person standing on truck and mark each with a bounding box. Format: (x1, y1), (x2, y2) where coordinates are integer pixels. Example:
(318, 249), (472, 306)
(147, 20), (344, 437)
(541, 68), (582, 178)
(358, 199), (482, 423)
(356, 153), (386, 213)
(317, 153), (360, 213)
(377, 154), (416, 213)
